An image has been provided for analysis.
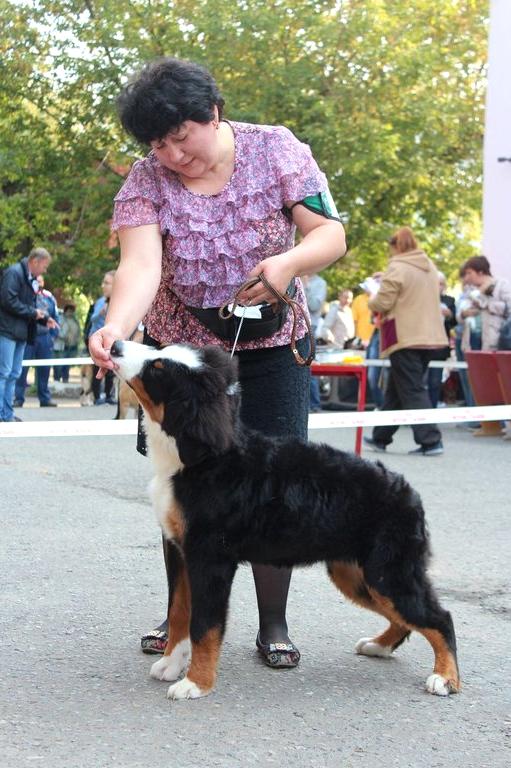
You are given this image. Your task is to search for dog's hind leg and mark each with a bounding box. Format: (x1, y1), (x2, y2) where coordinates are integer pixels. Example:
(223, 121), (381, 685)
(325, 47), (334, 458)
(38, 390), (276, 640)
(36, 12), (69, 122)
(328, 561), (410, 659)
(166, 555), (237, 700)
(150, 543), (191, 683)
(366, 583), (460, 697)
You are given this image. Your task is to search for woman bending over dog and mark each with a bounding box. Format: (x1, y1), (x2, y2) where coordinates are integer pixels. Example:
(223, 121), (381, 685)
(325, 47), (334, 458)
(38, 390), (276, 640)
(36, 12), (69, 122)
(88, 57), (346, 667)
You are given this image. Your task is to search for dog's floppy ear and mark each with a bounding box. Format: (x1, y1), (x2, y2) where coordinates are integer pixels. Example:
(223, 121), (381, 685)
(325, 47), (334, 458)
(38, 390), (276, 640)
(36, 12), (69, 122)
(201, 345), (239, 384)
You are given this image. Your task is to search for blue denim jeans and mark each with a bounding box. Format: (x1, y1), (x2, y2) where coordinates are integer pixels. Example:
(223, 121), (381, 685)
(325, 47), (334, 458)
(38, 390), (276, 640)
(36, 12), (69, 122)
(309, 376), (321, 411)
(0, 334), (26, 421)
(15, 333), (54, 405)
(366, 330), (384, 408)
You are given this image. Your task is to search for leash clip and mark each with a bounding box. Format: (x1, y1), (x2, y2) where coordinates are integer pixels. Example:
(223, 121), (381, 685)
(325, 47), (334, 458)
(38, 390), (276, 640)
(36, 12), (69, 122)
(230, 305), (247, 358)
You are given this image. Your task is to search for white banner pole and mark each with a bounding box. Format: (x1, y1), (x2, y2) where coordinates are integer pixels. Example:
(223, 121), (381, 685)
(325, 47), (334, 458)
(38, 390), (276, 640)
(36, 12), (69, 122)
(483, 0), (511, 283)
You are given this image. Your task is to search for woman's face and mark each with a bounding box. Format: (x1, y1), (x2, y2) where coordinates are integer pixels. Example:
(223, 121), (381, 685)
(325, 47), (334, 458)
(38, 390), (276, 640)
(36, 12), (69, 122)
(150, 119), (219, 178)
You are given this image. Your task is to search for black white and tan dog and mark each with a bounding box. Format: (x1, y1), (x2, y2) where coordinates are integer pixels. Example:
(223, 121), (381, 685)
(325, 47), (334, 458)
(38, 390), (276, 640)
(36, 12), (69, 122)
(111, 340), (460, 701)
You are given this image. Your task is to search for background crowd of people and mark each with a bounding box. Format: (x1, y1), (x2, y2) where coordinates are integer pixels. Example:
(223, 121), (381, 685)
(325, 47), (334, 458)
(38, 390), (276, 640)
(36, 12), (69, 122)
(0, 259), (119, 420)
(304, 227), (511, 455)
(1, 235), (509, 427)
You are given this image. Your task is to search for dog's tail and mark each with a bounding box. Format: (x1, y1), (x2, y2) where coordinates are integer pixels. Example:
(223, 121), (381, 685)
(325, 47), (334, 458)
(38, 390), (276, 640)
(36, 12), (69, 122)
(365, 466), (431, 592)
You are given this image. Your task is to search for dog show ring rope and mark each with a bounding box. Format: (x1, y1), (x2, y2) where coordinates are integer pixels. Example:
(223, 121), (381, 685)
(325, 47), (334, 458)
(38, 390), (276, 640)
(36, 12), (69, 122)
(1, 405), (510, 439)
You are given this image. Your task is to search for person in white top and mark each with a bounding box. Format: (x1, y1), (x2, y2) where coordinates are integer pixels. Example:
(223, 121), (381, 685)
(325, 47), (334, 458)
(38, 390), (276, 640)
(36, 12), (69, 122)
(321, 288), (354, 348)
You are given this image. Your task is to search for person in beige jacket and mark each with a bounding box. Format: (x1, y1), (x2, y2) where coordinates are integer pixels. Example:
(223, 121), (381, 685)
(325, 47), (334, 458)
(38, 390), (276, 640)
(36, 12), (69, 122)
(364, 227), (446, 456)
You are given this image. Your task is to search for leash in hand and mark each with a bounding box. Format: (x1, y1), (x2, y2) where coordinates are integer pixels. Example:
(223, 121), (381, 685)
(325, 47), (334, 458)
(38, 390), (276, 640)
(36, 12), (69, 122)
(220, 275), (315, 365)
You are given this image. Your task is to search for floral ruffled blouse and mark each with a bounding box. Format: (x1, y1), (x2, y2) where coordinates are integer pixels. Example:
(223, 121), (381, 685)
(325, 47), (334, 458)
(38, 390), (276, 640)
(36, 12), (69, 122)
(112, 121), (327, 350)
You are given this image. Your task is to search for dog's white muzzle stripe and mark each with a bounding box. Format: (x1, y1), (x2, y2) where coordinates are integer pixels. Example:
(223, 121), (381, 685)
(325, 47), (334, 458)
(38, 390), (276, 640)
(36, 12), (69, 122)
(1, 405), (510, 438)
(113, 341), (204, 382)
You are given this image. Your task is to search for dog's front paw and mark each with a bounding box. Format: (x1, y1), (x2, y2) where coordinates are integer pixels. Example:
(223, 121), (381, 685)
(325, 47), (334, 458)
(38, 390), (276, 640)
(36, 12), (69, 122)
(355, 637), (393, 658)
(166, 676), (209, 700)
(150, 639), (190, 682)
(425, 673), (458, 697)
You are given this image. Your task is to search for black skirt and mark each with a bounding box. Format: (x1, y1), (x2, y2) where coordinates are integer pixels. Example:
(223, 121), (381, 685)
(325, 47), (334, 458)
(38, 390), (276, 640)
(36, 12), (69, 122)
(136, 333), (310, 456)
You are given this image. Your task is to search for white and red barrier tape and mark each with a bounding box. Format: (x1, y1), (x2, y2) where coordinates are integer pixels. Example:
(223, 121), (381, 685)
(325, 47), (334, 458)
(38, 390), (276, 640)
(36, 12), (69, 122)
(22, 356), (467, 370)
(23, 357), (92, 367)
(0, 405), (509, 438)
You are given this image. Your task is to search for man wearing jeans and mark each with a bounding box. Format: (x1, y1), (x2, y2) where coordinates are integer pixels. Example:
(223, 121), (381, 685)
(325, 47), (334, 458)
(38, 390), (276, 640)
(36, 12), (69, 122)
(14, 275), (60, 408)
(0, 248), (55, 422)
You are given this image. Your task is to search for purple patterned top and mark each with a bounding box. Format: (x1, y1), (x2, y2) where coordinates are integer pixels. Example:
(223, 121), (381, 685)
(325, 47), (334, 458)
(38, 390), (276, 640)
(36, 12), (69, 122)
(112, 121), (327, 349)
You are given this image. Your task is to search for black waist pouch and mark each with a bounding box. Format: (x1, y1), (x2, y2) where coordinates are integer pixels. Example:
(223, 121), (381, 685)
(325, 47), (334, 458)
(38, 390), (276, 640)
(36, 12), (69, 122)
(187, 280), (296, 342)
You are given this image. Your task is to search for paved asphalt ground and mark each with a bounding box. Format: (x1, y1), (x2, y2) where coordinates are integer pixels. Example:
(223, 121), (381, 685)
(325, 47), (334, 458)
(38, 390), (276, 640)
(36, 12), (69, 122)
(1, 396), (510, 768)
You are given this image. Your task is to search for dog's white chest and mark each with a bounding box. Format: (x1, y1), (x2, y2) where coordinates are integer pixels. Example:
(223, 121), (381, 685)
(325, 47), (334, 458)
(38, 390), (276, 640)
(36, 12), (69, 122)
(149, 473), (176, 539)
(144, 418), (184, 541)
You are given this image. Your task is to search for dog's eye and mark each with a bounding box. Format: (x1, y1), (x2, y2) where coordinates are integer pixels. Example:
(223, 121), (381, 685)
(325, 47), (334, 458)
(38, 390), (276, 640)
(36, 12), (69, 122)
(151, 360), (164, 370)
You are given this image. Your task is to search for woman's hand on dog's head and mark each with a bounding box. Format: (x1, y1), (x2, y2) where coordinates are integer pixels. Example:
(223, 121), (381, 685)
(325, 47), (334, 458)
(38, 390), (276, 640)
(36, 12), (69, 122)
(88, 322), (124, 376)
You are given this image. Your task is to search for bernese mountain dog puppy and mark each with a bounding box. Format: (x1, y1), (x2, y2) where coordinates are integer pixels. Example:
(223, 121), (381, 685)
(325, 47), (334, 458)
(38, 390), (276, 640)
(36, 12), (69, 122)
(111, 340), (460, 701)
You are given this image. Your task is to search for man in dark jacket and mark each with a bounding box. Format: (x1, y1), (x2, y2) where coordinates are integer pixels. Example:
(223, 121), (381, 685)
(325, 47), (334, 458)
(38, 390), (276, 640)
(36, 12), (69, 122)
(0, 247), (55, 422)
(14, 274), (60, 408)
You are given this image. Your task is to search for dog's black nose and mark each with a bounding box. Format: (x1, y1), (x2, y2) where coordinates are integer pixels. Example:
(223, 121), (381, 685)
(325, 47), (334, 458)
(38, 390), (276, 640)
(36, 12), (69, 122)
(110, 340), (124, 358)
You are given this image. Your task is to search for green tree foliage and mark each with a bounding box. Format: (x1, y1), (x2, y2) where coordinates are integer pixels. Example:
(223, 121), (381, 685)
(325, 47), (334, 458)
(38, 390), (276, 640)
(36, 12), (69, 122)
(0, 0), (488, 298)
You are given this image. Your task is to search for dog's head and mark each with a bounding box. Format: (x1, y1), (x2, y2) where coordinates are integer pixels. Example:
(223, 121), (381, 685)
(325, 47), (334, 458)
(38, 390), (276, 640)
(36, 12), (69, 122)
(111, 341), (240, 466)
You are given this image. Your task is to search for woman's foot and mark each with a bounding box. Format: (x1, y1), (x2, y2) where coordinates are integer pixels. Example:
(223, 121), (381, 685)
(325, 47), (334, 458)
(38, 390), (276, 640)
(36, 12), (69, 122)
(141, 619), (168, 654)
(256, 631), (301, 668)
(251, 564), (298, 666)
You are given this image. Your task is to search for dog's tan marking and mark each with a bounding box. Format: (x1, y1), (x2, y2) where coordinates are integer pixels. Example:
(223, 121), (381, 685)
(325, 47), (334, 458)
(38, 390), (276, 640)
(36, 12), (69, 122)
(164, 500), (186, 545)
(366, 590), (409, 625)
(328, 562), (374, 608)
(329, 562), (408, 642)
(186, 628), (222, 693)
(163, 557), (191, 656)
(420, 629), (460, 692)
(371, 624), (409, 649)
(128, 378), (164, 424)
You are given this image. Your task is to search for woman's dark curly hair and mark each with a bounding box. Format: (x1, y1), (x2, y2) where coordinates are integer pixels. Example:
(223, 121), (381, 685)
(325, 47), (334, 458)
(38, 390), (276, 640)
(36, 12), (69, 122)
(117, 58), (225, 144)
